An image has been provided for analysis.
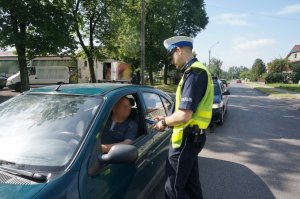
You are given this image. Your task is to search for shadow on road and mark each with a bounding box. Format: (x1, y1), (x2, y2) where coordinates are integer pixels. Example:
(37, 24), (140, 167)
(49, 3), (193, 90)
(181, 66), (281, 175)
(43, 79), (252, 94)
(199, 157), (275, 199)
(0, 88), (18, 103)
(0, 95), (13, 104)
(204, 84), (300, 197)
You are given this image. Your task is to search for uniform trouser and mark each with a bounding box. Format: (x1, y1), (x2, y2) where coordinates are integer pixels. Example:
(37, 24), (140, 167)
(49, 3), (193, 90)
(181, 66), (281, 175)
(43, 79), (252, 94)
(165, 131), (206, 199)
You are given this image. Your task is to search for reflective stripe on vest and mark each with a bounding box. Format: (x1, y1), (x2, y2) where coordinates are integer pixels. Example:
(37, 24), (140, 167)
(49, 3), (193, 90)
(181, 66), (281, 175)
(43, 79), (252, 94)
(171, 61), (214, 148)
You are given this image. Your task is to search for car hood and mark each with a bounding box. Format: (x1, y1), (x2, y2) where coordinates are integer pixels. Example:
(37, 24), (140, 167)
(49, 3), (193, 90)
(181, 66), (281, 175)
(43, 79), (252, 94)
(0, 182), (46, 199)
(214, 95), (221, 104)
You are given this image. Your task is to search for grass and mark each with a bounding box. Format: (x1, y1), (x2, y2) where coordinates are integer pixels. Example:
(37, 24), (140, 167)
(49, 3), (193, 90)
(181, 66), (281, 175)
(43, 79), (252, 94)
(266, 83), (300, 93)
(154, 84), (177, 93)
(255, 87), (298, 99)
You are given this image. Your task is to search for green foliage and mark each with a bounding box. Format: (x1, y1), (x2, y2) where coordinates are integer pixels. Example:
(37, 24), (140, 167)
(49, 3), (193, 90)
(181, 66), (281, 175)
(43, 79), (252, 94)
(104, 0), (208, 85)
(267, 58), (290, 73)
(209, 58), (222, 77)
(251, 58), (266, 80)
(265, 73), (284, 83)
(290, 62), (300, 73)
(265, 72), (300, 84)
(0, 0), (76, 91)
(228, 66), (249, 79)
(288, 72), (300, 83)
(70, 0), (124, 82)
(240, 70), (250, 79)
(261, 73), (268, 81)
(0, 0), (75, 56)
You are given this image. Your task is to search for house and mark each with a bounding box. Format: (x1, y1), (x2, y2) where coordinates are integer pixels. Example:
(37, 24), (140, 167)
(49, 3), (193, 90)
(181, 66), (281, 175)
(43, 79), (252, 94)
(287, 45), (300, 63)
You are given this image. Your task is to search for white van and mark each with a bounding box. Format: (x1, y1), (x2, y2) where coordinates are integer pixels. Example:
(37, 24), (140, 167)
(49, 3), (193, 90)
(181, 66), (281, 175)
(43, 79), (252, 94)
(6, 66), (70, 91)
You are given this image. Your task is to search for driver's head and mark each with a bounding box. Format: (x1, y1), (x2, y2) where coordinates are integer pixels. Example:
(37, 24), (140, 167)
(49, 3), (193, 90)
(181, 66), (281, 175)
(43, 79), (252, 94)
(112, 97), (132, 120)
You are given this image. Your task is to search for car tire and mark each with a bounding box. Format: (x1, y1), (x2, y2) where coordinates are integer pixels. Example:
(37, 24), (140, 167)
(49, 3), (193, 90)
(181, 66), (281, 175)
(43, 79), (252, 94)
(209, 124), (215, 133)
(217, 109), (224, 126)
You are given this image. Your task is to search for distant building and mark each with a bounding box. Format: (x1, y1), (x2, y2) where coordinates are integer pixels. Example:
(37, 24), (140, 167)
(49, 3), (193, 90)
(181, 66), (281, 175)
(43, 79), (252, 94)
(287, 45), (300, 63)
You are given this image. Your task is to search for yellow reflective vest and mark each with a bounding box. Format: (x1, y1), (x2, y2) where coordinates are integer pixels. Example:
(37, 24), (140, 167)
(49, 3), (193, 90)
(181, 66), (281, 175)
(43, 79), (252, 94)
(172, 61), (214, 148)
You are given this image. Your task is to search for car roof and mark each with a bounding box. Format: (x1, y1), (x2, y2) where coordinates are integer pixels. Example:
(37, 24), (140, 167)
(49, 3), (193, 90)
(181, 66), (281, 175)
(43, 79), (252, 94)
(28, 83), (153, 96)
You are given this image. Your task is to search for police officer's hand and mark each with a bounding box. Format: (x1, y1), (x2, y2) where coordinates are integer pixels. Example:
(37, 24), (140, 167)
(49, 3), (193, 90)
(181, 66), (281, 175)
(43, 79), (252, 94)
(152, 116), (166, 132)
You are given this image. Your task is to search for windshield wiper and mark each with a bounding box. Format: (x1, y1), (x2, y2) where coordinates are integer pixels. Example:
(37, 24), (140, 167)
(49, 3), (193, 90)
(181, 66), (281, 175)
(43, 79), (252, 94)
(0, 166), (48, 183)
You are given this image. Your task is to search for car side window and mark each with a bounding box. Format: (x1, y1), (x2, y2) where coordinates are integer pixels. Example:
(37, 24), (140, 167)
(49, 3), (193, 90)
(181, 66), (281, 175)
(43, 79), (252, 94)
(142, 93), (167, 118)
(220, 82), (225, 93)
(160, 96), (172, 114)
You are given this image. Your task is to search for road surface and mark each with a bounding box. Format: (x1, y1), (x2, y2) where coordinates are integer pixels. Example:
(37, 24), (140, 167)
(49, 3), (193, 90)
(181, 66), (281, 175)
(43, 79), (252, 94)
(199, 82), (300, 199)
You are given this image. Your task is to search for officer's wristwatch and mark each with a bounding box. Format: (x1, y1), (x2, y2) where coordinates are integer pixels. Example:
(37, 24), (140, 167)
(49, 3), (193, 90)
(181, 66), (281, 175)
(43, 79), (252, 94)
(161, 117), (167, 127)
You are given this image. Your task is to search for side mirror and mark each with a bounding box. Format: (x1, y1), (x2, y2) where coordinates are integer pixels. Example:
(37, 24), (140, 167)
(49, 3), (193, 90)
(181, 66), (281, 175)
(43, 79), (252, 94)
(98, 144), (138, 164)
(223, 91), (230, 95)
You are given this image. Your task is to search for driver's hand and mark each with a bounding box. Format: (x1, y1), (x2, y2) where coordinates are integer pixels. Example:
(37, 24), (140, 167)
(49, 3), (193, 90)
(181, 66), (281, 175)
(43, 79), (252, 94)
(101, 144), (110, 153)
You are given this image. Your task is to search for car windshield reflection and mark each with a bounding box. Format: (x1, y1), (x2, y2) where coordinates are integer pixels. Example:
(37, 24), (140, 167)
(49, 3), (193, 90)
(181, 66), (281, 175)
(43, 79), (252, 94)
(0, 94), (102, 170)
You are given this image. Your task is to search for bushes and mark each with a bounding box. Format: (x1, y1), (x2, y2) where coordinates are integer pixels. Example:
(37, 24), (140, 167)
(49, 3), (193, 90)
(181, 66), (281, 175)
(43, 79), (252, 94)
(265, 73), (284, 83)
(290, 72), (300, 83)
(265, 72), (300, 84)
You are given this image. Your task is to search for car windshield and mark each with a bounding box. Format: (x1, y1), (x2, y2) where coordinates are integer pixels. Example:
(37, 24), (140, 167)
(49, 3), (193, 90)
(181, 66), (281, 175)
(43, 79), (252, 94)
(0, 94), (102, 170)
(214, 83), (221, 96)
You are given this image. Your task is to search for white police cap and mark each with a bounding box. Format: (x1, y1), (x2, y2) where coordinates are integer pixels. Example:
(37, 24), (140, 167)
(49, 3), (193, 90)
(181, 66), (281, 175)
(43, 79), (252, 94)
(163, 36), (193, 54)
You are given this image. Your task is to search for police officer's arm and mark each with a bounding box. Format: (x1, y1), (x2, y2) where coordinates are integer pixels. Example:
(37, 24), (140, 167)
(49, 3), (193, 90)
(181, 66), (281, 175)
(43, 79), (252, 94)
(154, 70), (207, 130)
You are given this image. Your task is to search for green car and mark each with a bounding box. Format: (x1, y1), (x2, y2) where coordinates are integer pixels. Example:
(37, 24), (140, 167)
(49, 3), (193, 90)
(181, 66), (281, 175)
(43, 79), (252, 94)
(0, 83), (173, 199)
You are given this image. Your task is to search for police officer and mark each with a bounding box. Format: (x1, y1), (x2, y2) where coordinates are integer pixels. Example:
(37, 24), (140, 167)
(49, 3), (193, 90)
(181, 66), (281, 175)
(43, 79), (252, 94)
(153, 36), (214, 199)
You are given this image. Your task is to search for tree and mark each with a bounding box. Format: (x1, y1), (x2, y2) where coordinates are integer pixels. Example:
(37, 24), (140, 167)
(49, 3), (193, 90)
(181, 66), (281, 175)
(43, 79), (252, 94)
(251, 58), (266, 81)
(209, 58), (222, 77)
(267, 58), (290, 73)
(0, 0), (75, 91)
(290, 62), (300, 73)
(105, 0), (208, 85)
(70, 0), (122, 83)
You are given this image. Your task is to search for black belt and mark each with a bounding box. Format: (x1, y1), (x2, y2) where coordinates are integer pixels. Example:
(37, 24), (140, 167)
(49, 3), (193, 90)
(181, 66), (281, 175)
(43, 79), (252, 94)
(185, 125), (205, 135)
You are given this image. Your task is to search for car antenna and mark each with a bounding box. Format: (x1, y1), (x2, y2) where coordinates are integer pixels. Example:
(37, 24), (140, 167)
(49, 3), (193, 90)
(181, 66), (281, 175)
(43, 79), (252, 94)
(54, 68), (78, 92)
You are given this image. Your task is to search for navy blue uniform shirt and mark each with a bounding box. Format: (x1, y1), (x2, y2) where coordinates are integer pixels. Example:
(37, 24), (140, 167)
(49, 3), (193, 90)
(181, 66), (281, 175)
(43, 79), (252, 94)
(102, 118), (137, 144)
(179, 58), (208, 113)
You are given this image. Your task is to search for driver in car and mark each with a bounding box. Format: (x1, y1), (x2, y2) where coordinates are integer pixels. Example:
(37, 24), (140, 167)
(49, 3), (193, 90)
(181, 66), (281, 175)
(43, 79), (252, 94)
(101, 97), (138, 153)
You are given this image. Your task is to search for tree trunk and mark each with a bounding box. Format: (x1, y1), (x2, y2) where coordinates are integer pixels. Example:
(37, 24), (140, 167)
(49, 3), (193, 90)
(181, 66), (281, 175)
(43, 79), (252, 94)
(163, 62), (168, 85)
(148, 66), (154, 85)
(11, 9), (29, 92)
(88, 56), (96, 83)
(16, 45), (29, 92)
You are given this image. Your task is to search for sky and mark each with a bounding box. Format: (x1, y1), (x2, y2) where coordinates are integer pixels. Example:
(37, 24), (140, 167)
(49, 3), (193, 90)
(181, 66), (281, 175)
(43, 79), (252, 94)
(193, 0), (300, 71)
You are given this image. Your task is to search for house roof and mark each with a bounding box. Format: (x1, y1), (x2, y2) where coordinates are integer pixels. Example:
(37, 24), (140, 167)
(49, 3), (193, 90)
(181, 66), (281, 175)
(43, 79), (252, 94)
(287, 45), (300, 58)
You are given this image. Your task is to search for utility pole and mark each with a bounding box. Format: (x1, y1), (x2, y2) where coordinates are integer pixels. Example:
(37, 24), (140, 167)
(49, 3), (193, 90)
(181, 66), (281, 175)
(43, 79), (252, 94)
(208, 41), (219, 71)
(208, 49), (211, 71)
(141, 0), (145, 85)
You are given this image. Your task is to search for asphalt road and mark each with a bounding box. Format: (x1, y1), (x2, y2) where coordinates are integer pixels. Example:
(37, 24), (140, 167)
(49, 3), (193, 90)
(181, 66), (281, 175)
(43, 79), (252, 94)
(199, 82), (300, 199)
(0, 88), (18, 104)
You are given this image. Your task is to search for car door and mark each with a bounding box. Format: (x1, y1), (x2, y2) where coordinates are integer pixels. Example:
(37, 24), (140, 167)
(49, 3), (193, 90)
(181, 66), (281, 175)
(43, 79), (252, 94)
(137, 91), (173, 195)
(220, 82), (229, 111)
(79, 90), (156, 199)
